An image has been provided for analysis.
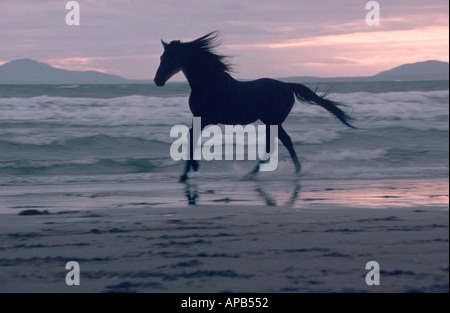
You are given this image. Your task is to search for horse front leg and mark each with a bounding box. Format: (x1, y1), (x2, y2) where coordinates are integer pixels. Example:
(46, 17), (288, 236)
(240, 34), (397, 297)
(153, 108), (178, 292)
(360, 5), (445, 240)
(180, 160), (199, 182)
(179, 119), (202, 182)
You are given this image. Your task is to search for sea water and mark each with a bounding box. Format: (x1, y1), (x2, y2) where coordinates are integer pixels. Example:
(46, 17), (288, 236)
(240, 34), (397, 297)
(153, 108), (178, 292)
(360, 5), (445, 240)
(0, 81), (448, 211)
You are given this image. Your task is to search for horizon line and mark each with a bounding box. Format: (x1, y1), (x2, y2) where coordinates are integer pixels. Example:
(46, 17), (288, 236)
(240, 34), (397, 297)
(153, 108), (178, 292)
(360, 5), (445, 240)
(0, 58), (448, 82)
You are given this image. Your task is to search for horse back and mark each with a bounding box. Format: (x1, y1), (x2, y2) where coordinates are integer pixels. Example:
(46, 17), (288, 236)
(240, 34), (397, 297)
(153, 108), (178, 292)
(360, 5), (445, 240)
(188, 77), (295, 125)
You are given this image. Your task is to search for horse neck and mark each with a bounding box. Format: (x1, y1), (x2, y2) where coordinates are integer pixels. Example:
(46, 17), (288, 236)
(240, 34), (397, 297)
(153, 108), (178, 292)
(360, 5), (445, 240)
(181, 60), (233, 91)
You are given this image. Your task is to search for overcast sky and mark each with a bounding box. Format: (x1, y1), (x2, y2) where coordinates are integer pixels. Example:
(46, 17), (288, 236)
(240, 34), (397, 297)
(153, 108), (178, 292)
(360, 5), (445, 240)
(1, 0), (448, 80)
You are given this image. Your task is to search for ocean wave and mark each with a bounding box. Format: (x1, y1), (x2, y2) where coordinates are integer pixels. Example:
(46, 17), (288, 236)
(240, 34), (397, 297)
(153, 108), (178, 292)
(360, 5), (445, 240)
(314, 148), (387, 161)
(0, 157), (166, 176)
(0, 85), (447, 184)
(293, 89), (448, 116)
(55, 85), (81, 89)
(0, 95), (192, 127)
(0, 134), (172, 155)
(1, 89), (447, 126)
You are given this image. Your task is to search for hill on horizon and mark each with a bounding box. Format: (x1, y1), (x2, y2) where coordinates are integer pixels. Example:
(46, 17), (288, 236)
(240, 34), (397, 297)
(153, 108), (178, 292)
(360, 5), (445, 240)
(0, 59), (129, 84)
(281, 60), (449, 83)
(372, 60), (449, 81)
(0, 58), (448, 84)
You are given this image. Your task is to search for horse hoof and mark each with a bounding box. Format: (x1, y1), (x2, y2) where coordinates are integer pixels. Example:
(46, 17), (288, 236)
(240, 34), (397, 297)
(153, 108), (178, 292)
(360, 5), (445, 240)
(179, 174), (188, 182)
(242, 173), (257, 181)
(242, 167), (259, 181)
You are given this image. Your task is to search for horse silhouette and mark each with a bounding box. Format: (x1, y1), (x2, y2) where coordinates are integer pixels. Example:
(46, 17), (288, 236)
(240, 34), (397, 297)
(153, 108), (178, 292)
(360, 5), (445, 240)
(154, 32), (354, 181)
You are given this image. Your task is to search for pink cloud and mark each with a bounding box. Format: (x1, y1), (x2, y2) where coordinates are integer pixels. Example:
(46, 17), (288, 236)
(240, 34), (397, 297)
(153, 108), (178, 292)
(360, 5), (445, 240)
(224, 25), (449, 77)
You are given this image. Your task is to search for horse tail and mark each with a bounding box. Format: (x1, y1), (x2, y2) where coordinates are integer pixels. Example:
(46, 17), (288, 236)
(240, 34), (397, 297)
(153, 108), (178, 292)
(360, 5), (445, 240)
(287, 83), (355, 128)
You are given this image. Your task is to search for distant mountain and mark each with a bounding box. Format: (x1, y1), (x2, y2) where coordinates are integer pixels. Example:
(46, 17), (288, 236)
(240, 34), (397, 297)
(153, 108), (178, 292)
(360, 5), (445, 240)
(372, 60), (449, 81)
(0, 59), (129, 84)
(282, 60), (449, 83)
(0, 59), (448, 84)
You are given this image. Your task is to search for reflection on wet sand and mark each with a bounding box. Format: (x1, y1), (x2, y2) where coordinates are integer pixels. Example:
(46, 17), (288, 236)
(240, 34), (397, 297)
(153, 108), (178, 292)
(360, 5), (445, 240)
(181, 178), (448, 209)
(184, 182), (198, 205)
(255, 181), (301, 207)
(183, 179), (302, 207)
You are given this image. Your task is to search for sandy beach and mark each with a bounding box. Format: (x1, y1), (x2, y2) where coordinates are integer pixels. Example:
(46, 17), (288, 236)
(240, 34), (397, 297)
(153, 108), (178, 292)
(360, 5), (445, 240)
(0, 178), (448, 293)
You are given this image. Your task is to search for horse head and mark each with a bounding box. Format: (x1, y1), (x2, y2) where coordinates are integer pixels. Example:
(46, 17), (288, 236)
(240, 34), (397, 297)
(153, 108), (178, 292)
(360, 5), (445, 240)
(154, 40), (182, 87)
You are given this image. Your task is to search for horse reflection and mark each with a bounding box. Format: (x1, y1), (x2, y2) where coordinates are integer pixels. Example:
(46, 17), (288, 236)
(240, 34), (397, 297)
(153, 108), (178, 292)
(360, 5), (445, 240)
(184, 182), (199, 205)
(255, 181), (301, 207)
(182, 180), (301, 207)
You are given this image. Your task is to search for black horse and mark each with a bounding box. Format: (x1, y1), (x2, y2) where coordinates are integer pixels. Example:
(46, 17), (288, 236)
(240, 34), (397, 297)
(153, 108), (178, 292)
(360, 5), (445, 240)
(154, 32), (354, 181)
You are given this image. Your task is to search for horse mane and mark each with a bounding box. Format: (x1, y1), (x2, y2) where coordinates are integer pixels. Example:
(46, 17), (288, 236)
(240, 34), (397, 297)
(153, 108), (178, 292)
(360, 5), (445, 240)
(183, 32), (233, 74)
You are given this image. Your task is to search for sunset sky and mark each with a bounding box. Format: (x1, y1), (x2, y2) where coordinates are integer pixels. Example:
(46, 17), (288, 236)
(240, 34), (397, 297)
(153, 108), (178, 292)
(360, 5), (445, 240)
(0, 0), (448, 80)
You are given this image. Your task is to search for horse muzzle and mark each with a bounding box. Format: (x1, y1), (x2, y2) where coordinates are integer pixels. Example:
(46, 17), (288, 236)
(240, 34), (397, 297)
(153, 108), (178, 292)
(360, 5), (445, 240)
(154, 78), (165, 87)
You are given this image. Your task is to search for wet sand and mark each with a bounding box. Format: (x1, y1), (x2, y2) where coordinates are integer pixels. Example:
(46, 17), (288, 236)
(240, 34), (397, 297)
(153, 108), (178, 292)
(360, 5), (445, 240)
(0, 178), (448, 293)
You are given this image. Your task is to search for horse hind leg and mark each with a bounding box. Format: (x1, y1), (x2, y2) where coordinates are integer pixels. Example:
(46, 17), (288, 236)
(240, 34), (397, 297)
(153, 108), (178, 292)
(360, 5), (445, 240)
(278, 125), (301, 173)
(248, 122), (301, 177)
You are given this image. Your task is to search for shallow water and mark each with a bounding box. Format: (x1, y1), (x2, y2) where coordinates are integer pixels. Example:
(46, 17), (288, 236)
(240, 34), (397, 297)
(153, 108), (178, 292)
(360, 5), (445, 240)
(0, 81), (448, 213)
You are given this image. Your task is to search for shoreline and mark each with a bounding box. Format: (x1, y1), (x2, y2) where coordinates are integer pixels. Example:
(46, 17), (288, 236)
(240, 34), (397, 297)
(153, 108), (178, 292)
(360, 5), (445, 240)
(1, 177), (448, 214)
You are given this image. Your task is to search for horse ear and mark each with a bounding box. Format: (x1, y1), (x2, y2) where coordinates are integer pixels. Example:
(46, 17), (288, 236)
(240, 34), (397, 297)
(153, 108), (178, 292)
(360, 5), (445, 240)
(161, 39), (168, 49)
